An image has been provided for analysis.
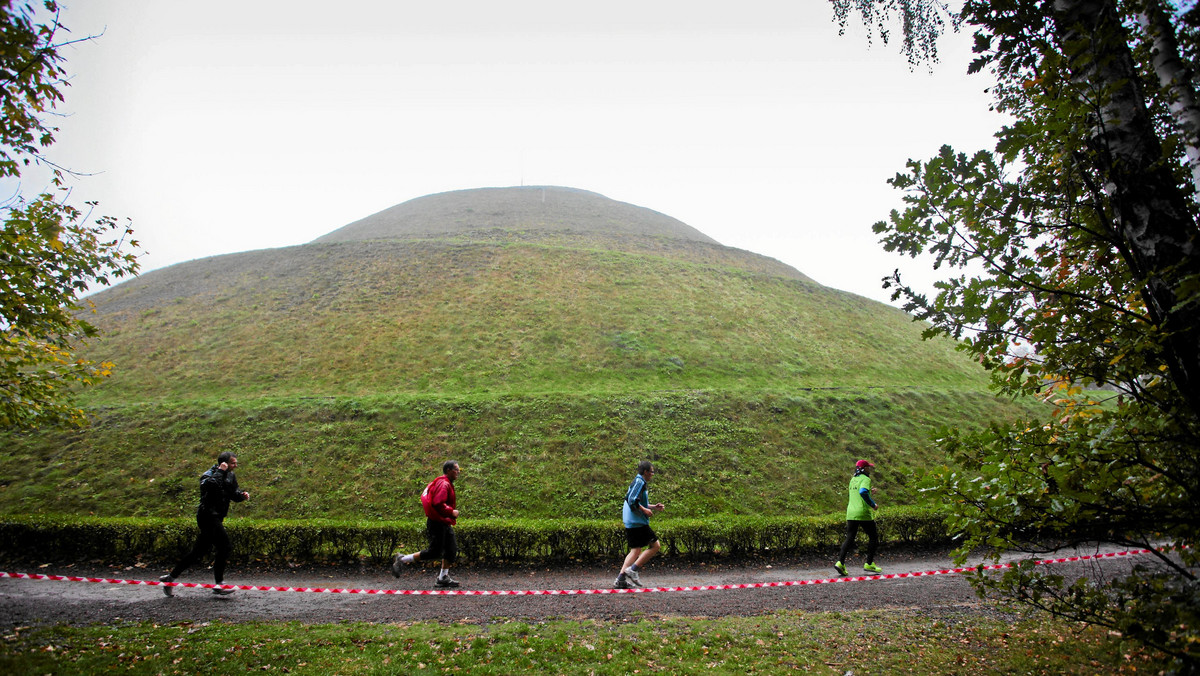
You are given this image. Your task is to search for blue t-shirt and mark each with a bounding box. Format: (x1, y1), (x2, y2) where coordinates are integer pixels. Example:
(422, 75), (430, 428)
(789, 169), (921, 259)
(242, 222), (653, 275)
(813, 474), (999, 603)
(622, 473), (650, 528)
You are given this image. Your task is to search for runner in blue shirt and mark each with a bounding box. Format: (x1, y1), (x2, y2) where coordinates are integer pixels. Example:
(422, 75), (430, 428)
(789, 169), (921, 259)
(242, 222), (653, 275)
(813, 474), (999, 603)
(614, 460), (665, 588)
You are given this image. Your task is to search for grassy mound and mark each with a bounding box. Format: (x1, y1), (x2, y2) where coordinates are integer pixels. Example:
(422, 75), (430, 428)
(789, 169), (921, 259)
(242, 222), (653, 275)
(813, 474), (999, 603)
(77, 240), (980, 403)
(0, 390), (1036, 520)
(3, 186), (1033, 523)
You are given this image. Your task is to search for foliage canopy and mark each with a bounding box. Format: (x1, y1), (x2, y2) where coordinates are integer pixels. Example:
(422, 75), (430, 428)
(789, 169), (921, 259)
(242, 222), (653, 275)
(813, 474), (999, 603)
(839, 0), (1200, 669)
(0, 0), (139, 428)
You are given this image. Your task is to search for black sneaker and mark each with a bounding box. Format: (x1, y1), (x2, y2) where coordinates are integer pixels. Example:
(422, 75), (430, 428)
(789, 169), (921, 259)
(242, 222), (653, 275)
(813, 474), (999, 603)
(159, 574), (175, 597)
(434, 575), (460, 588)
(212, 586), (237, 596)
(613, 575), (629, 589)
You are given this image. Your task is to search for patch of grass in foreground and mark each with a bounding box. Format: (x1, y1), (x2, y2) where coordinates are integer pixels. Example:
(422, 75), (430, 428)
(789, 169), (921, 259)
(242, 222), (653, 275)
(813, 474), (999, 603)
(0, 607), (1168, 674)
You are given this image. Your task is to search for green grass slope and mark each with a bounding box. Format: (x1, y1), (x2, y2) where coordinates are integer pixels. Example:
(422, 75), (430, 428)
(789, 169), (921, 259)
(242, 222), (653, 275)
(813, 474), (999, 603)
(312, 185), (723, 245)
(0, 390), (1038, 520)
(76, 239), (981, 403)
(1, 186), (1038, 522)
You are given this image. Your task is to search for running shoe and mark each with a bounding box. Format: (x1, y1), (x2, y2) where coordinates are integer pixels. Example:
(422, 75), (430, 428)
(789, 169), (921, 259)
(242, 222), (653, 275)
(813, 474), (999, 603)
(613, 575), (629, 589)
(435, 575), (460, 588)
(624, 568), (641, 587)
(833, 561), (847, 576)
(391, 553), (404, 578)
(159, 574), (175, 597)
(212, 586), (237, 596)
(863, 563), (883, 574)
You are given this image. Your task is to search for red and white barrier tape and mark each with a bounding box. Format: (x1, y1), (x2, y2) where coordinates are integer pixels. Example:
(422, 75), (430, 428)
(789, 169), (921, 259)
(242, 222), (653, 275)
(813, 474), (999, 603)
(0, 548), (1155, 596)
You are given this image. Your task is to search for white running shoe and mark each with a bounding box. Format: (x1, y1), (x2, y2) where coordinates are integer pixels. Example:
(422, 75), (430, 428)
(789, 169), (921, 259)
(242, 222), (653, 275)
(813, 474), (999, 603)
(624, 568), (642, 587)
(212, 586), (237, 596)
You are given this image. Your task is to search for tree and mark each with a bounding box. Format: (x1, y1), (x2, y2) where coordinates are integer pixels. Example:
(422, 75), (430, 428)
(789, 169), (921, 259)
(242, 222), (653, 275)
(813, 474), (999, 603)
(830, 0), (955, 65)
(836, 0), (1199, 670)
(1, 1), (139, 428)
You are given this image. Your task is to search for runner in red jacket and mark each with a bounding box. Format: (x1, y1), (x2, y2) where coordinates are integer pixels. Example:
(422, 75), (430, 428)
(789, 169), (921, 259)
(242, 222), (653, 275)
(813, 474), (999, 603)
(392, 460), (462, 588)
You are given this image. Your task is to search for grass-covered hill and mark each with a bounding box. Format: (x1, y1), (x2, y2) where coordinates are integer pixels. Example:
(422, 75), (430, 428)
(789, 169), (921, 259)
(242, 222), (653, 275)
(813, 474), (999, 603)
(0, 186), (1038, 521)
(312, 185), (726, 247)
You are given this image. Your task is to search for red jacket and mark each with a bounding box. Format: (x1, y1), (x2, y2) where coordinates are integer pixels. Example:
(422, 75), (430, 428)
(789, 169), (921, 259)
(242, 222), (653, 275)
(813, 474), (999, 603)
(421, 475), (457, 525)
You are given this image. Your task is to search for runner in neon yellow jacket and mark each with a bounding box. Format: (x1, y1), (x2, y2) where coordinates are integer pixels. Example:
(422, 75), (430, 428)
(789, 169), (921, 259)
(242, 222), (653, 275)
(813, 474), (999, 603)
(834, 459), (881, 575)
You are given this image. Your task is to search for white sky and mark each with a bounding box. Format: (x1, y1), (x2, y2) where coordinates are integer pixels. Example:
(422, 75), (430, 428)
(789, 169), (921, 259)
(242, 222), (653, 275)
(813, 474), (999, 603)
(29, 0), (1000, 306)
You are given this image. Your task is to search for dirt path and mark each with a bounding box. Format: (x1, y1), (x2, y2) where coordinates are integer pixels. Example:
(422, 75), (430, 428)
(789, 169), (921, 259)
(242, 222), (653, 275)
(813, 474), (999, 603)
(0, 546), (1143, 627)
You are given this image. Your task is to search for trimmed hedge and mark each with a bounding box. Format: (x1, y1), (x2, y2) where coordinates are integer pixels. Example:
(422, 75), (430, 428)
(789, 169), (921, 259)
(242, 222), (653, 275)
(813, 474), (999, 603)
(0, 508), (950, 566)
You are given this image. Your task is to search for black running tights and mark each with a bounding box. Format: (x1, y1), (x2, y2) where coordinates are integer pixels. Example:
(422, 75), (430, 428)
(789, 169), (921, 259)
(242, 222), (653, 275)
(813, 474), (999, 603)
(837, 519), (878, 564)
(170, 514), (231, 583)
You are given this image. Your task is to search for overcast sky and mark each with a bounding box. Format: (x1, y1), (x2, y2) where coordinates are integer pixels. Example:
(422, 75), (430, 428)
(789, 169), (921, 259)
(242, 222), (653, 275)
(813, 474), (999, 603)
(29, 0), (1000, 306)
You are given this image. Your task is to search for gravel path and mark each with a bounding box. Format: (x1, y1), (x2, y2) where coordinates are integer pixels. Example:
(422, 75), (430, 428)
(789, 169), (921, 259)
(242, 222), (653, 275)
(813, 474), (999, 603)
(0, 546), (1142, 627)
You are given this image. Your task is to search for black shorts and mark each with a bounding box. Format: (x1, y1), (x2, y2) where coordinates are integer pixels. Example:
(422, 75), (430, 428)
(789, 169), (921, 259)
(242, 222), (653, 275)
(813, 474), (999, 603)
(625, 525), (658, 549)
(420, 519), (458, 564)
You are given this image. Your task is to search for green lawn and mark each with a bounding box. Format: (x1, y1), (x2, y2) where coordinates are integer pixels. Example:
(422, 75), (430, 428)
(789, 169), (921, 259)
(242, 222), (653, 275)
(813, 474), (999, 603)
(0, 607), (1167, 674)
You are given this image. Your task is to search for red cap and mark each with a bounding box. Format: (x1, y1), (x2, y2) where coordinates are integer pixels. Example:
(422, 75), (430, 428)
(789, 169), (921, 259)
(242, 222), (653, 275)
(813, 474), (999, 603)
(855, 460), (875, 469)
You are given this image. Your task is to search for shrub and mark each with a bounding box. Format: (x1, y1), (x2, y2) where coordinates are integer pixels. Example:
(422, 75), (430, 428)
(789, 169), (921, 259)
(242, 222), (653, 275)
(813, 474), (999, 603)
(0, 510), (951, 567)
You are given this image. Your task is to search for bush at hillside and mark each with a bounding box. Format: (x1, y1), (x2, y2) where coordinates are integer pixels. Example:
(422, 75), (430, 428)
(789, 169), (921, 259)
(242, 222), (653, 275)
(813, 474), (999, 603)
(0, 508), (949, 566)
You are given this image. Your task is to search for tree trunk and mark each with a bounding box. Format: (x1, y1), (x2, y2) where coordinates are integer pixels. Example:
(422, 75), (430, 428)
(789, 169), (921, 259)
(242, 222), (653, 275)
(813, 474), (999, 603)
(1136, 0), (1200, 195)
(1052, 0), (1200, 415)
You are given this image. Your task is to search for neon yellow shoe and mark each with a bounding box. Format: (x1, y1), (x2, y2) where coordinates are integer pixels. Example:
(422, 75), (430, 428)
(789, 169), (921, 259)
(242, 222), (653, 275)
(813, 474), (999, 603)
(833, 561), (847, 576)
(863, 563), (882, 574)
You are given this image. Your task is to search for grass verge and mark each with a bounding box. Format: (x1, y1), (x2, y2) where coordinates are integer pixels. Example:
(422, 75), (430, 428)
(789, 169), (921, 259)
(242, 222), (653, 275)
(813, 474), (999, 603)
(0, 607), (1167, 674)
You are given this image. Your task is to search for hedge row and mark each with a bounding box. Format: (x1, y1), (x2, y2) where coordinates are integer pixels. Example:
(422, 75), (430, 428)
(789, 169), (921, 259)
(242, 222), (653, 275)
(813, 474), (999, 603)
(0, 507), (951, 566)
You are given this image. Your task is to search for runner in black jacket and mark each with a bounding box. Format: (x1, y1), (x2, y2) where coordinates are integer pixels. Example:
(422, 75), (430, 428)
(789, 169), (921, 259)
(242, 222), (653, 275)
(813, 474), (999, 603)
(160, 451), (250, 596)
